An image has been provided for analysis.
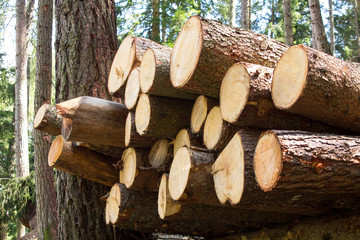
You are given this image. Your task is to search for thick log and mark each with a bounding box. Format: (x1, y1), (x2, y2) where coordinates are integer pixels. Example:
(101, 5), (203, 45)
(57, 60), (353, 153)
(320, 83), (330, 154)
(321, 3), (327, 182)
(124, 67), (140, 109)
(190, 95), (217, 134)
(158, 174), (182, 219)
(119, 148), (161, 191)
(48, 135), (118, 186)
(108, 36), (151, 97)
(220, 62), (337, 132)
(79, 143), (124, 159)
(148, 139), (172, 171)
(33, 103), (62, 135)
(125, 112), (157, 148)
(203, 106), (240, 151)
(170, 16), (288, 97)
(135, 93), (193, 139)
(140, 47), (197, 100)
(56, 96), (128, 147)
(173, 129), (203, 156)
(272, 44), (360, 132)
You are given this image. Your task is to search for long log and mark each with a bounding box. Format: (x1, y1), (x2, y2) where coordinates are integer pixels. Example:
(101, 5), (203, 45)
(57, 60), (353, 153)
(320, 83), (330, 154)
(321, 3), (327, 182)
(135, 93), (193, 139)
(33, 103), (62, 135)
(173, 129), (203, 156)
(148, 139), (173, 171)
(124, 67), (140, 109)
(140, 47), (197, 100)
(158, 174), (182, 219)
(272, 44), (360, 132)
(119, 147), (161, 191)
(56, 96), (128, 147)
(125, 112), (157, 148)
(170, 16), (288, 97)
(190, 95), (217, 134)
(48, 135), (118, 186)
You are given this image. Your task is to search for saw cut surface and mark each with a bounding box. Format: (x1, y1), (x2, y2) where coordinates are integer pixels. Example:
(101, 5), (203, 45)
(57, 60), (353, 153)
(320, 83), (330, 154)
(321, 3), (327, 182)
(170, 16), (203, 88)
(204, 106), (223, 150)
(272, 45), (308, 109)
(168, 147), (192, 200)
(48, 135), (64, 167)
(125, 68), (140, 109)
(140, 49), (156, 93)
(220, 63), (250, 123)
(120, 148), (137, 188)
(149, 139), (169, 168)
(254, 131), (283, 192)
(125, 112), (132, 147)
(34, 103), (47, 128)
(107, 183), (121, 224)
(174, 129), (190, 156)
(135, 93), (151, 135)
(190, 95), (207, 133)
(212, 133), (244, 205)
(108, 35), (136, 94)
(158, 174), (182, 219)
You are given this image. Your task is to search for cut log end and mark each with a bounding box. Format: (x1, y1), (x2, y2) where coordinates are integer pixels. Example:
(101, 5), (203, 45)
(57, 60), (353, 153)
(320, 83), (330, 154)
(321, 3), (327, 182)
(124, 68), (140, 109)
(272, 45), (308, 109)
(220, 63), (250, 123)
(212, 132), (244, 205)
(168, 147), (192, 200)
(190, 95), (208, 133)
(135, 93), (151, 135)
(125, 112), (132, 147)
(106, 183), (121, 224)
(174, 129), (191, 156)
(170, 16), (202, 88)
(48, 135), (64, 167)
(33, 103), (48, 129)
(140, 48), (156, 93)
(158, 174), (182, 219)
(254, 131), (283, 192)
(203, 106), (223, 150)
(119, 148), (137, 188)
(149, 139), (170, 168)
(108, 36), (136, 95)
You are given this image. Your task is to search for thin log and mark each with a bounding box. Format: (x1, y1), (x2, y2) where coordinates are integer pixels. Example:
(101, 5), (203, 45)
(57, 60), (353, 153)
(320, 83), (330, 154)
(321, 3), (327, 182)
(125, 111), (157, 148)
(56, 96), (128, 147)
(190, 95), (217, 134)
(148, 139), (172, 171)
(135, 93), (193, 139)
(174, 129), (203, 156)
(170, 16), (288, 97)
(158, 173), (182, 219)
(48, 135), (118, 186)
(33, 103), (62, 135)
(272, 44), (360, 132)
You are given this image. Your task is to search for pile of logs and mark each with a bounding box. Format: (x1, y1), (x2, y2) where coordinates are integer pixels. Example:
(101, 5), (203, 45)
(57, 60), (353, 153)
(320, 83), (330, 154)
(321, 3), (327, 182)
(34, 15), (360, 237)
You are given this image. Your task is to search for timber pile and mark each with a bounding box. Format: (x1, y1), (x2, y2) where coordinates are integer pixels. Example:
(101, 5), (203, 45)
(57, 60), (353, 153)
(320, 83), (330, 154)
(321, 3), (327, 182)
(34, 15), (360, 238)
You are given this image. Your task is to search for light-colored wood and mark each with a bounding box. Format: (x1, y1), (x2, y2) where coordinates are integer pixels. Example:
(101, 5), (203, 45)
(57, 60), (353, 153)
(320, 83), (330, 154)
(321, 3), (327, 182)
(124, 67), (140, 109)
(174, 129), (203, 156)
(190, 95), (218, 134)
(33, 103), (62, 135)
(105, 183), (121, 224)
(148, 139), (172, 171)
(158, 174), (182, 219)
(125, 111), (156, 148)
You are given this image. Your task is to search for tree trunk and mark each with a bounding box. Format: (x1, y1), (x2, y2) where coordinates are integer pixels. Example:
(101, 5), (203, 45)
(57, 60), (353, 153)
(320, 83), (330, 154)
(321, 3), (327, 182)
(283, 0), (293, 45)
(0, 224), (7, 240)
(241, 0), (250, 30)
(190, 95), (217, 134)
(354, 0), (360, 58)
(151, 0), (160, 42)
(308, 0), (331, 54)
(272, 44), (360, 133)
(229, 0), (236, 27)
(34, 0), (58, 238)
(170, 16), (287, 97)
(328, 0), (335, 55)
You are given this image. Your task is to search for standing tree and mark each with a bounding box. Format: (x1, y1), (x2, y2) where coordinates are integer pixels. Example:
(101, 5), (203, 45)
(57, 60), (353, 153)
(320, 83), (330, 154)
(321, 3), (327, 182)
(151, 0), (160, 42)
(34, 0), (58, 238)
(354, 0), (360, 58)
(283, 0), (293, 45)
(230, 0), (236, 27)
(328, 0), (335, 55)
(308, 0), (331, 54)
(241, 0), (250, 29)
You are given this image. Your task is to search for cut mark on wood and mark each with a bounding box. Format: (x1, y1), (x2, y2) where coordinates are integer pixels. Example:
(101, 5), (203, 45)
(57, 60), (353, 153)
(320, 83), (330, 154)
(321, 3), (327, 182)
(174, 129), (191, 156)
(190, 95), (207, 133)
(204, 106), (223, 150)
(124, 67), (140, 109)
(149, 139), (170, 168)
(140, 48), (156, 93)
(119, 148), (137, 188)
(48, 135), (64, 167)
(158, 174), (182, 219)
(135, 93), (151, 135)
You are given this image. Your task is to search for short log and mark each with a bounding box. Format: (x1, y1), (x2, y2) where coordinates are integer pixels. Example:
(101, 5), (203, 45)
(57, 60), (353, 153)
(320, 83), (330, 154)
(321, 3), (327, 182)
(190, 95), (217, 134)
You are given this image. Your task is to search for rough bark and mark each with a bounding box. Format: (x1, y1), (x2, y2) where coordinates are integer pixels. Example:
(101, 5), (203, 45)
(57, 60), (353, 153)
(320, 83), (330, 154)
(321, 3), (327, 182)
(308, 0), (331, 54)
(190, 95), (218, 134)
(272, 44), (360, 132)
(34, 103), (62, 136)
(328, 0), (335, 55)
(283, 0), (293, 45)
(125, 111), (157, 148)
(354, 0), (360, 58)
(170, 16), (287, 97)
(241, 0), (250, 30)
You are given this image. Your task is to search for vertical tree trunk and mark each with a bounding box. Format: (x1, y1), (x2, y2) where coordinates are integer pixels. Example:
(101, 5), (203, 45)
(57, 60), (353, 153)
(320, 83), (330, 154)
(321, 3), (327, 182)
(229, 0), (236, 27)
(0, 224), (7, 240)
(151, 0), (160, 42)
(34, 0), (58, 239)
(161, 0), (167, 43)
(308, 0), (331, 54)
(354, 0), (360, 58)
(241, 0), (250, 29)
(328, 0), (335, 55)
(283, 0), (293, 45)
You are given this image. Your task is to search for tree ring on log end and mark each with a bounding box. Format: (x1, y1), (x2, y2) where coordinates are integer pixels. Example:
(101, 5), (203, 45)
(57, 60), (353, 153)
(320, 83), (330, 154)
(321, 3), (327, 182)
(254, 131), (283, 192)
(106, 183), (121, 224)
(48, 135), (64, 167)
(212, 132), (244, 205)
(108, 36), (136, 95)
(125, 112), (132, 147)
(34, 103), (48, 128)
(191, 95), (208, 133)
(220, 63), (250, 123)
(140, 49), (156, 93)
(135, 93), (151, 135)
(174, 129), (190, 156)
(204, 106), (223, 150)
(124, 68), (140, 109)
(272, 45), (308, 109)
(158, 174), (182, 219)
(170, 16), (203, 88)
(169, 147), (192, 200)
(120, 148), (137, 188)
(149, 139), (170, 168)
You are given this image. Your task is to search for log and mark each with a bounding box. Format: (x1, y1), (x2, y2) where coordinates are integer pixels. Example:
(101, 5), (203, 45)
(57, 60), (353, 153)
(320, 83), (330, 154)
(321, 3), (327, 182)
(148, 139), (172, 171)
(48, 135), (118, 186)
(253, 130), (360, 193)
(125, 111), (157, 148)
(119, 147), (161, 191)
(219, 62), (337, 132)
(168, 146), (219, 205)
(108, 36), (151, 97)
(140, 47), (197, 100)
(158, 173), (182, 219)
(79, 143), (124, 159)
(56, 96), (128, 147)
(135, 93), (194, 139)
(170, 16), (288, 97)
(203, 106), (240, 151)
(33, 103), (62, 135)
(272, 44), (360, 132)
(173, 129), (203, 156)
(190, 95), (217, 134)
(124, 67), (140, 109)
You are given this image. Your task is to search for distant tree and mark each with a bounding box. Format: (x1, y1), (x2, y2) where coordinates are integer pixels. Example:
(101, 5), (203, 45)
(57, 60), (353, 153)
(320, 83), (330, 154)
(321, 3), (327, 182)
(283, 0), (294, 45)
(230, 0), (236, 26)
(354, 0), (360, 58)
(151, 0), (160, 42)
(241, 0), (250, 29)
(328, 0), (335, 55)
